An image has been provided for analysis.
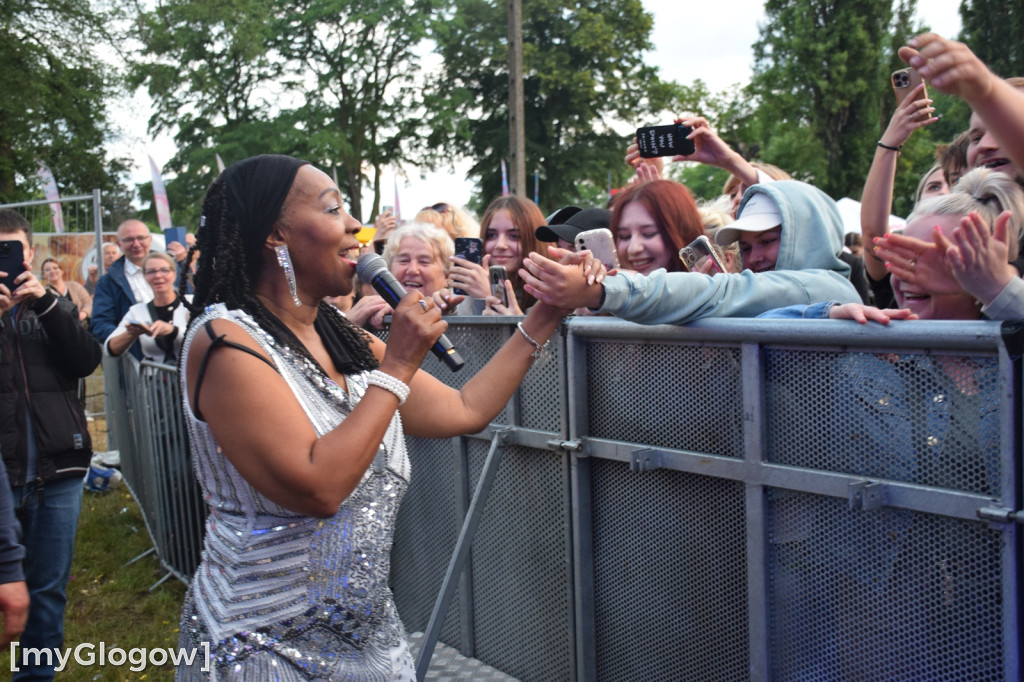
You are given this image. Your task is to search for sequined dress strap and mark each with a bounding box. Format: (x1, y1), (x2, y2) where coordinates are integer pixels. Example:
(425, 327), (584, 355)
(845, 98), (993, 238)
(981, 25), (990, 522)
(191, 320), (279, 422)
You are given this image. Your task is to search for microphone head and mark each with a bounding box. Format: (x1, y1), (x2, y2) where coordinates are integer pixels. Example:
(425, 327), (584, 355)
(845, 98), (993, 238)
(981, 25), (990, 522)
(356, 252), (388, 282)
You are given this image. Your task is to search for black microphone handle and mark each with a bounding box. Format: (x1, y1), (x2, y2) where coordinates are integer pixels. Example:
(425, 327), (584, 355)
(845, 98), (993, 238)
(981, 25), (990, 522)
(368, 270), (465, 372)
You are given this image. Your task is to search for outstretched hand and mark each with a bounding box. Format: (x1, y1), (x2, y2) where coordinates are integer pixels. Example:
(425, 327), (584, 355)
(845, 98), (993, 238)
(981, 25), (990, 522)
(944, 210), (1017, 305)
(520, 247), (603, 313)
(881, 83), (937, 148)
(346, 294), (392, 330)
(874, 230), (960, 295)
(828, 302), (918, 324)
(898, 33), (996, 100)
(670, 114), (735, 167)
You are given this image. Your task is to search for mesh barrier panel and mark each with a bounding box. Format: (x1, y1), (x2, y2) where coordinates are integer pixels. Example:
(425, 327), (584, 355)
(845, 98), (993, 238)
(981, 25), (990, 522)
(767, 491), (1005, 681)
(591, 459), (749, 682)
(585, 340), (744, 457)
(517, 333), (564, 434)
(766, 349), (1002, 495)
(391, 435), (464, 647)
(467, 439), (574, 681)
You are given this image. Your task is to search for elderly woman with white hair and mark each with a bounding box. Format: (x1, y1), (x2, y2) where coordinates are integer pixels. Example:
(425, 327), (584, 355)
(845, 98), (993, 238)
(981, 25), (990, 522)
(874, 167), (1024, 320)
(383, 221), (482, 315)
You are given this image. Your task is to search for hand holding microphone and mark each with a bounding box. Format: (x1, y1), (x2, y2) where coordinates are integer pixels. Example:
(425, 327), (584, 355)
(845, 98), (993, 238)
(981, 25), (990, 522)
(356, 253), (466, 372)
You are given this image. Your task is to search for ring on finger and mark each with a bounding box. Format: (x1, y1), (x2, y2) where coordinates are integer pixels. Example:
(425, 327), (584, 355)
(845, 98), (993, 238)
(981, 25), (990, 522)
(419, 299), (431, 312)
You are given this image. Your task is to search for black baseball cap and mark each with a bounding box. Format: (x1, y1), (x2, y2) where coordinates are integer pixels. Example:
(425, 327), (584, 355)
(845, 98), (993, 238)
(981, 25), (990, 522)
(536, 206), (612, 243)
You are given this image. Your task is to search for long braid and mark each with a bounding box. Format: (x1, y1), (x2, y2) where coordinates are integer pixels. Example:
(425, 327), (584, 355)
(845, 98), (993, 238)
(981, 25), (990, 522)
(188, 174), (378, 374)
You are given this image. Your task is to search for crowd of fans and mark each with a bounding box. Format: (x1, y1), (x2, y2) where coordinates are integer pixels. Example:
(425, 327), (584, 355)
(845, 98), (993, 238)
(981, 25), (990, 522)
(0, 29), (1021, 680)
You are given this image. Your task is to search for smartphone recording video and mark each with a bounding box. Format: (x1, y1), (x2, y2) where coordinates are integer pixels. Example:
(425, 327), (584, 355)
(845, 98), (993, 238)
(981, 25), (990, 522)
(453, 237), (484, 296)
(636, 123), (695, 158)
(679, 235), (726, 274)
(489, 265), (508, 308)
(891, 67), (927, 105)
(0, 240), (26, 293)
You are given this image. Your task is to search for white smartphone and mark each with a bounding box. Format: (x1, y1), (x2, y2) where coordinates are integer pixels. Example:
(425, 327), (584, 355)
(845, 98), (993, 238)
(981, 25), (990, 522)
(574, 228), (619, 271)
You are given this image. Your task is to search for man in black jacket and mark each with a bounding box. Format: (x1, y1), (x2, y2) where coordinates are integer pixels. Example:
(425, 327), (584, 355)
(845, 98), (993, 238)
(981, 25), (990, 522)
(0, 209), (100, 681)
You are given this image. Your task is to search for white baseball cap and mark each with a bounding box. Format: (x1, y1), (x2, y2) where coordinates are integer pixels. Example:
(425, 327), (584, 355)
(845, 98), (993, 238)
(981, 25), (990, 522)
(714, 193), (783, 245)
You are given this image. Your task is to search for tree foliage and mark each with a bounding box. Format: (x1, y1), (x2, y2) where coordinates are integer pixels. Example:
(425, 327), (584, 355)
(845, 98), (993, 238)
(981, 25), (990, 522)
(131, 0), (439, 225)
(427, 0), (673, 213)
(0, 0), (130, 207)
(748, 0), (923, 201)
(959, 0), (1024, 80)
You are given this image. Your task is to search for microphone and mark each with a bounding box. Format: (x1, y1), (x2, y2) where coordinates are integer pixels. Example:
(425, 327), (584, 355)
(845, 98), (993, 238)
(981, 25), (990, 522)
(356, 252), (465, 372)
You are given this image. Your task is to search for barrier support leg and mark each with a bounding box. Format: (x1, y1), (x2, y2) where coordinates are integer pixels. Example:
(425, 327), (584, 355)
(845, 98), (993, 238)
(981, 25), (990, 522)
(414, 427), (512, 681)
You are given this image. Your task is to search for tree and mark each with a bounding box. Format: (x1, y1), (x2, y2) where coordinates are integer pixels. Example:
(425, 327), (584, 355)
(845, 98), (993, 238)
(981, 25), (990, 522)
(428, 0), (674, 213)
(748, 0), (924, 201)
(959, 0), (1024, 80)
(131, 0), (439, 225)
(0, 0), (130, 209)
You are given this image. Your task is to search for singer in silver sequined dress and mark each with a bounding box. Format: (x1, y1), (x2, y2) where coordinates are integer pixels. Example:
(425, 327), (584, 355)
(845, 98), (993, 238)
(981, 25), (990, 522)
(174, 155), (573, 680)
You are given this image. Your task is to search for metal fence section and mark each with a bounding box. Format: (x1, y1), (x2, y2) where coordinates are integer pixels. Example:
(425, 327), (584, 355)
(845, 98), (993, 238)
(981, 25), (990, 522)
(102, 354), (206, 586)
(1, 191), (104, 236)
(390, 316), (1021, 682)
(102, 315), (1022, 681)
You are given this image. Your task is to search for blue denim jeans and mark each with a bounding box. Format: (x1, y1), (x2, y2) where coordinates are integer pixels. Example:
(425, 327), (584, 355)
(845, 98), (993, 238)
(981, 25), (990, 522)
(11, 476), (83, 682)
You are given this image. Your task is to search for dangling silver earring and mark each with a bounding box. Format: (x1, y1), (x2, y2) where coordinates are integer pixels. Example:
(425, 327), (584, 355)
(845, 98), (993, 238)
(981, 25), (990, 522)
(274, 244), (302, 307)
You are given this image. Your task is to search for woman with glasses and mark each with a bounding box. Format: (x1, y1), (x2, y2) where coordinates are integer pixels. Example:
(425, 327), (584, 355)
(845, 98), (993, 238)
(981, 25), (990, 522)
(104, 252), (192, 362)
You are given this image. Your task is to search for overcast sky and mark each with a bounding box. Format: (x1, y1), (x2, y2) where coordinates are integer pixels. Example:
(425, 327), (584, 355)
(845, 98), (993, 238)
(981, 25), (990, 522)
(117, 1), (965, 221)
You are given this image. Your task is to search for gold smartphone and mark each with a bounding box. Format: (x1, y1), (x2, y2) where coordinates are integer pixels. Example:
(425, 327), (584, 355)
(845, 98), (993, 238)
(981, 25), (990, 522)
(891, 67), (927, 105)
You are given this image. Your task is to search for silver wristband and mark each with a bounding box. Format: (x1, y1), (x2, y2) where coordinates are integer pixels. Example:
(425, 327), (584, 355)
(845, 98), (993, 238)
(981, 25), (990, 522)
(516, 321), (548, 362)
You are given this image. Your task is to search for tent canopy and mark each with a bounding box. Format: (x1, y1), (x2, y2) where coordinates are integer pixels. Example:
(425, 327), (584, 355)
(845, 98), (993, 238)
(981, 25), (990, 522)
(835, 197), (905, 234)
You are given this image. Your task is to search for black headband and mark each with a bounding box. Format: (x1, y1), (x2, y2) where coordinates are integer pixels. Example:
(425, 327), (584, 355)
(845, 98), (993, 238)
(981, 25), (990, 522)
(221, 154), (309, 272)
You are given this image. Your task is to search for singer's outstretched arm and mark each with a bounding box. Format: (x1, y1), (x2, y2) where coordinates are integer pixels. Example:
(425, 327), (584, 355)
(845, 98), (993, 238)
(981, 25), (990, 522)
(386, 300), (568, 439)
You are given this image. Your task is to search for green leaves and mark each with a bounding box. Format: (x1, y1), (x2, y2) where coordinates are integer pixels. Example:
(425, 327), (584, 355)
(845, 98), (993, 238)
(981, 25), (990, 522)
(428, 0), (667, 211)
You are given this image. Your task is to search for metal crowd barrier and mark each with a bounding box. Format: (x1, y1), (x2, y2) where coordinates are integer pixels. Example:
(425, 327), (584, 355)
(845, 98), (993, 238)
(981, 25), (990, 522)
(102, 354), (206, 587)
(105, 317), (1022, 681)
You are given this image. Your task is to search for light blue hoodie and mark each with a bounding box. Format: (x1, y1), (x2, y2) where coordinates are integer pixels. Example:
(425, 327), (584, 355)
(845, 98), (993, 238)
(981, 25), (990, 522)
(595, 180), (860, 325)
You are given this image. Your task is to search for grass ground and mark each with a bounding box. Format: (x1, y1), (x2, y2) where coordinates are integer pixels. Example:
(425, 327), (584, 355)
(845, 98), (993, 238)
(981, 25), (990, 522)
(0, 392), (187, 681)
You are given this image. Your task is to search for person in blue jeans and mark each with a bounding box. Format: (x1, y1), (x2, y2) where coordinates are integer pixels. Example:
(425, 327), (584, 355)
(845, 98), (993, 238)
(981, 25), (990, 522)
(0, 209), (101, 681)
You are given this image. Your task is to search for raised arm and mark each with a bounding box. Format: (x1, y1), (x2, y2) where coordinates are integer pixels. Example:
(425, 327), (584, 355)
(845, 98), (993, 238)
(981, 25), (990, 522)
(900, 33), (1024, 176)
(397, 300), (566, 437)
(861, 85), (937, 281)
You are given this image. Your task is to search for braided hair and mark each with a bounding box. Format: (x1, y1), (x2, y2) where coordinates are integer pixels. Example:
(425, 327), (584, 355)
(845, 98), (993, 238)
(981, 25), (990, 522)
(182, 155), (378, 374)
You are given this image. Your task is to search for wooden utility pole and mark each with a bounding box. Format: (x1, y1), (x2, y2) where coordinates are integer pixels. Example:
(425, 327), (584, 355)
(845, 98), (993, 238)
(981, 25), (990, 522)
(507, 0), (525, 197)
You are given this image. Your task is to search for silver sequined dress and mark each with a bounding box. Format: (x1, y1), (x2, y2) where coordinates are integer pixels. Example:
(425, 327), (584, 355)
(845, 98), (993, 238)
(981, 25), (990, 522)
(176, 305), (415, 681)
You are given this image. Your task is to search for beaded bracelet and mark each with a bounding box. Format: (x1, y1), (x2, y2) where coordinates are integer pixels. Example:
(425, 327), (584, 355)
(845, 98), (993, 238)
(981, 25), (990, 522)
(365, 370), (410, 405)
(516, 321), (548, 362)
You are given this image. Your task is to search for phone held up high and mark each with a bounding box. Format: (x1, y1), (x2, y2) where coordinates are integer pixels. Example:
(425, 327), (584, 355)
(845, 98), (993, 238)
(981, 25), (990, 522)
(574, 228), (619, 271)
(891, 67), (927, 105)
(636, 123), (695, 158)
(0, 240), (26, 294)
(679, 235), (726, 275)
(453, 237), (483, 296)
(489, 265), (509, 308)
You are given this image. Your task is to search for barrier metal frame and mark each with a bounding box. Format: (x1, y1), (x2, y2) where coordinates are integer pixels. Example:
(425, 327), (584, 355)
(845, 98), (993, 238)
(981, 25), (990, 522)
(103, 316), (1023, 681)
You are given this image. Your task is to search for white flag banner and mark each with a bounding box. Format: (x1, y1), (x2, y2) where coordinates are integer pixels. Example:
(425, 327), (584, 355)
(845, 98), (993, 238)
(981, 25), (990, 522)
(149, 154), (172, 230)
(37, 163), (65, 233)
